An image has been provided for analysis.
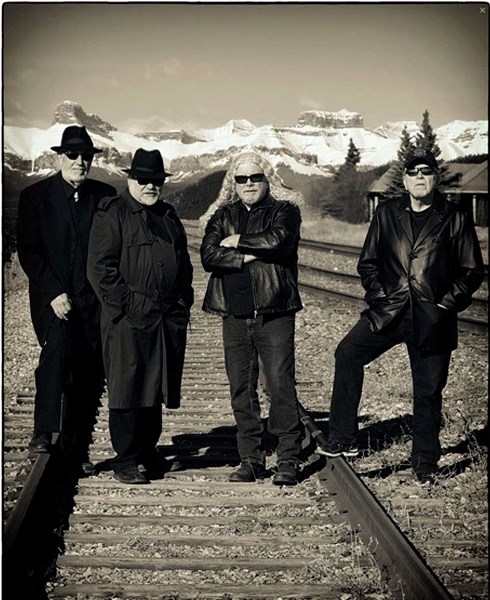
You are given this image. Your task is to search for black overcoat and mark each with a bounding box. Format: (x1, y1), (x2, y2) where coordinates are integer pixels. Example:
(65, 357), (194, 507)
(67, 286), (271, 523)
(16, 172), (116, 345)
(87, 191), (194, 410)
(358, 192), (484, 354)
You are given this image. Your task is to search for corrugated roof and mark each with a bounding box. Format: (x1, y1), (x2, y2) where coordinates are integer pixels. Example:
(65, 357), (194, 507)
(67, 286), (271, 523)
(368, 165), (397, 194)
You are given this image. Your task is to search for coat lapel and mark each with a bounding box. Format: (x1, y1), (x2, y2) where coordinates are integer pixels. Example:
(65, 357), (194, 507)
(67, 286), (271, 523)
(395, 197), (414, 246)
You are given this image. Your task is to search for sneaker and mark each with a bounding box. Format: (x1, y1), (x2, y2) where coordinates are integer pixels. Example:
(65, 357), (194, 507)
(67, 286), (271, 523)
(272, 462), (298, 486)
(415, 468), (438, 486)
(316, 439), (359, 458)
(229, 462), (266, 483)
(114, 465), (149, 484)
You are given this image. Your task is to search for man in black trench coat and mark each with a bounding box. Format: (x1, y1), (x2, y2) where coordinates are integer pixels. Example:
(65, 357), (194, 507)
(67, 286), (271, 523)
(17, 126), (116, 463)
(87, 148), (194, 484)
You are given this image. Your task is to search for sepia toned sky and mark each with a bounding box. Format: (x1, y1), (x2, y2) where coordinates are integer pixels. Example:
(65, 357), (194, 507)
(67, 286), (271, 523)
(2, 2), (488, 132)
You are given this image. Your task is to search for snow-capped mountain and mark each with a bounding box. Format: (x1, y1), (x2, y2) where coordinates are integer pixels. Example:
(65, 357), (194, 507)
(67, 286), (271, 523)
(3, 101), (488, 183)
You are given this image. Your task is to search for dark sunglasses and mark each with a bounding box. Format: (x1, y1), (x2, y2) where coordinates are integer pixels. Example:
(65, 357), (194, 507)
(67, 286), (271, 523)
(64, 151), (95, 161)
(405, 166), (435, 177)
(135, 177), (165, 186)
(234, 173), (265, 184)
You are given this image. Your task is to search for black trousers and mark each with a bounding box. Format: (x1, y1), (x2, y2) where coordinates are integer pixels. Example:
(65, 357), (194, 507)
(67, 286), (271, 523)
(222, 313), (302, 466)
(34, 302), (104, 456)
(328, 312), (452, 471)
(108, 406), (163, 471)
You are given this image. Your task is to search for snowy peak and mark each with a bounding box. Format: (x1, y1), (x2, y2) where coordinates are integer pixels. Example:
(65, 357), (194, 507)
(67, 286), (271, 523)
(373, 121), (420, 139)
(198, 119), (256, 140)
(298, 109), (364, 128)
(3, 102), (487, 183)
(52, 100), (117, 137)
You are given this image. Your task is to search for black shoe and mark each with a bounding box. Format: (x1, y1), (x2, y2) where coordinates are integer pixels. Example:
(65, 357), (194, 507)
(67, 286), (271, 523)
(272, 462), (298, 486)
(138, 455), (172, 478)
(28, 431), (52, 454)
(229, 462), (266, 483)
(316, 439), (359, 458)
(81, 461), (95, 476)
(114, 465), (149, 484)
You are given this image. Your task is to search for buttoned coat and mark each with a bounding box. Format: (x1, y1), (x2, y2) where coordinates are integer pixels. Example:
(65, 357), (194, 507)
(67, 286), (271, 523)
(16, 172), (116, 345)
(87, 191), (194, 410)
(358, 192), (484, 354)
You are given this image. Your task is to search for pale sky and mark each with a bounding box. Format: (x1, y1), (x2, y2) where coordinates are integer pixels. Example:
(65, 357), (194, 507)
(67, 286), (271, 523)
(2, 2), (488, 132)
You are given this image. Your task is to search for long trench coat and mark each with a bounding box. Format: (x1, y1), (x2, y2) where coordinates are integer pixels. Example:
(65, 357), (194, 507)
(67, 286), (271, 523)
(87, 190), (194, 409)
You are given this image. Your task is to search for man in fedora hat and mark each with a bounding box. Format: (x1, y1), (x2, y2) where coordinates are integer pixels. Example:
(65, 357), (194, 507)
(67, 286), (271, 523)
(87, 148), (194, 484)
(317, 148), (483, 485)
(17, 125), (116, 465)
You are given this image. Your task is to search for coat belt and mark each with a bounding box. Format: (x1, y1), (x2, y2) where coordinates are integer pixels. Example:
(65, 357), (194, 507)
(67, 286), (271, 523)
(128, 285), (177, 303)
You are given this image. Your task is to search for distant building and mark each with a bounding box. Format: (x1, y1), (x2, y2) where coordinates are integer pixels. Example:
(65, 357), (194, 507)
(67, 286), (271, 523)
(367, 161), (488, 226)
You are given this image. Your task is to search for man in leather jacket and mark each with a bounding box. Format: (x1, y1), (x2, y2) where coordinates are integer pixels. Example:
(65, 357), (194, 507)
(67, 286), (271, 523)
(318, 148), (484, 484)
(201, 151), (303, 486)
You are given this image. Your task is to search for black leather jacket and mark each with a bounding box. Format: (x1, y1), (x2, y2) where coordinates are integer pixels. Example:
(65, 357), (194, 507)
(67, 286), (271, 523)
(201, 195), (303, 317)
(359, 192), (484, 353)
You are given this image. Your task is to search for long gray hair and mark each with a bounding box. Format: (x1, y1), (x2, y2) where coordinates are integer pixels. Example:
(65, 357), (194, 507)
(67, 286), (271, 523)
(200, 150), (303, 225)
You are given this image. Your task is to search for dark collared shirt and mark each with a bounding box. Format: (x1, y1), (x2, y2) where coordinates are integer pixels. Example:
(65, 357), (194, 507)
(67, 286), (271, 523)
(224, 200), (257, 316)
(61, 176), (93, 298)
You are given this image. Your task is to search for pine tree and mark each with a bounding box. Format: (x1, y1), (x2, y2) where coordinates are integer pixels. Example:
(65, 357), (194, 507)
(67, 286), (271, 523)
(334, 138), (361, 182)
(415, 109), (458, 189)
(385, 126), (415, 199)
(415, 109), (442, 157)
(328, 139), (372, 223)
(345, 138), (361, 168)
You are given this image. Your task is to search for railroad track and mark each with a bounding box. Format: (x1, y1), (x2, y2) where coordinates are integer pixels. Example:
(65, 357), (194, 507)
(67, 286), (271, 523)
(3, 252), (487, 599)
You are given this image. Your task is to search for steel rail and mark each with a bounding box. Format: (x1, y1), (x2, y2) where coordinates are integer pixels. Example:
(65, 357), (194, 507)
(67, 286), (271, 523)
(3, 434), (58, 557)
(299, 280), (488, 334)
(298, 403), (456, 600)
(300, 238), (362, 256)
(299, 263), (487, 309)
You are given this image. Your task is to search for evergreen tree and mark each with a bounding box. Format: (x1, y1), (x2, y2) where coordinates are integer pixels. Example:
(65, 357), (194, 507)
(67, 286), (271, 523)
(415, 109), (442, 157)
(345, 138), (361, 167)
(334, 138), (361, 183)
(325, 139), (375, 223)
(385, 126), (415, 199)
(415, 109), (459, 189)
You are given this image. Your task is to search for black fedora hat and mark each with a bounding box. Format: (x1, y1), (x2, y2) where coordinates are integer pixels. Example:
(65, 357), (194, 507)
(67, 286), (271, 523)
(51, 125), (102, 154)
(123, 148), (172, 180)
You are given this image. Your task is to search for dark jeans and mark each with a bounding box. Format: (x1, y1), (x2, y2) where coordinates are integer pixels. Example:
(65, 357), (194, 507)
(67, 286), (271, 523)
(109, 406), (162, 471)
(329, 313), (452, 471)
(34, 302), (104, 458)
(222, 313), (302, 466)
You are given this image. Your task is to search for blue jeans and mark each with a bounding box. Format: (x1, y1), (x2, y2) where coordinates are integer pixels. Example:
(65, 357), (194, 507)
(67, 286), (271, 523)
(329, 313), (452, 471)
(222, 313), (302, 466)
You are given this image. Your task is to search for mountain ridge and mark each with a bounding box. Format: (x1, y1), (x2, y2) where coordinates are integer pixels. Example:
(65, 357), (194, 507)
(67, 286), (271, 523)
(4, 101), (488, 183)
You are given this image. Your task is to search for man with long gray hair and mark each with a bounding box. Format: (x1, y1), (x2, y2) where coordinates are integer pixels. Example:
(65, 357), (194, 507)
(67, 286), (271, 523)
(200, 150), (304, 486)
